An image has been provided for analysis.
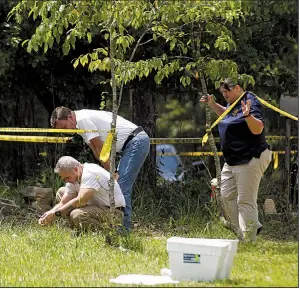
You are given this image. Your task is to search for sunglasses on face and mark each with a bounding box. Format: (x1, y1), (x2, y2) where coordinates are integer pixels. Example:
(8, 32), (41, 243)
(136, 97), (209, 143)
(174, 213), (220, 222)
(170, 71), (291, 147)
(219, 82), (236, 92)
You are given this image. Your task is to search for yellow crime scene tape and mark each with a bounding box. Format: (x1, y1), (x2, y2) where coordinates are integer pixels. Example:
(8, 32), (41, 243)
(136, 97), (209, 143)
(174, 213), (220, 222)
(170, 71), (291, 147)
(0, 135), (297, 144)
(0, 134), (295, 170)
(0, 134), (297, 144)
(151, 136), (297, 143)
(156, 151), (296, 157)
(0, 135), (71, 143)
(99, 129), (115, 162)
(0, 92), (297, 163)
(202, 91), (246, 145)
(0, 128), (108, 133)
(157, 151), (296, 169)
(256, 95), (298, 121)
(202, 92), (298, 146)
(157, 152), (223, 156)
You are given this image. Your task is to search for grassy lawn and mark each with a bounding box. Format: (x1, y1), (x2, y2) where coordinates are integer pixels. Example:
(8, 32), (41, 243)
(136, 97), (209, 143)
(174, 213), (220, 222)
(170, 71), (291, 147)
(0, 217), (297, 287)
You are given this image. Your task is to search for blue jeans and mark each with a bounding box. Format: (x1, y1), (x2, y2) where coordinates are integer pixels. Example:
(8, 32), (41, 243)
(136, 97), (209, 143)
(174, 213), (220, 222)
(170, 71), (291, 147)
(117, 131), (150, 231)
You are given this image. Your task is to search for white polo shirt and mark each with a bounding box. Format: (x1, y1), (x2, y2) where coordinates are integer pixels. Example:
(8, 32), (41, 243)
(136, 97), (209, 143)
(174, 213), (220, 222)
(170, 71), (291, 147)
(65, 163), (125, 208)
(74, 110), (137, 152)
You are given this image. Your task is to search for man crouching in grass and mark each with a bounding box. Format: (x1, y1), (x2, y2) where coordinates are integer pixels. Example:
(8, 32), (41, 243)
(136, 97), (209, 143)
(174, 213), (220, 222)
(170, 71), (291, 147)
(38, 156), (125, 233)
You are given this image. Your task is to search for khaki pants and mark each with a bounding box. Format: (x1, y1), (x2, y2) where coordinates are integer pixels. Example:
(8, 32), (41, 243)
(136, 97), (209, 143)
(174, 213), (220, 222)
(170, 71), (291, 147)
(221, 149), (272, 241)
(56, 187), (124, 232)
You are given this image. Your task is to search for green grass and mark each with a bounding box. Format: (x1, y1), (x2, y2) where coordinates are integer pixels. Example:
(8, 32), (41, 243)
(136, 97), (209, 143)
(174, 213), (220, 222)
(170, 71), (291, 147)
(0, 217), (297, 287)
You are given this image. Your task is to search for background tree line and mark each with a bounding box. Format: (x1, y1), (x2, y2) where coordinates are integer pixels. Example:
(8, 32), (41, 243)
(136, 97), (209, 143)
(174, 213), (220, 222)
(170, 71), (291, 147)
(0, 0), (298, 186)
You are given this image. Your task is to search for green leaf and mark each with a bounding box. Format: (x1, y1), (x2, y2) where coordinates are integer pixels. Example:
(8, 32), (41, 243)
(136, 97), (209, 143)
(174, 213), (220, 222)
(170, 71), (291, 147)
(32, 39), (39, 52)
(70, 33), (76, 49)
(53, 27), (60, 44)
(154, 71), (163, 84)
(44, 43), (48, 53)
(102, 57), (111, 71)
(90, 52), (98, 60)
(145, 68), (150, 77)
(214, 80), (221, 89)
(87, 32), (92, 43)
(21, 39), (29, 47)
(180, 75), (186, 87)
(100, 101), (106, 110)
(73, 58), (79, 68)
(118, 24), (125, 35)
(33, 6), (39, 20)
(100, 80), (108, 85)
(48, 36), (54, 48)
(58, 25), (64, 34)
(62, 43), (70, 55)
(186, 76), (191, 86)
(64, 18), (69, 29)
(59, 4), (65, 12)
(97, 48), (108, 56)
(27, 42), (32, 53)
(203, 43), (210, 50)
(170, 38), (176, 51)
(80, 54), (89, 67)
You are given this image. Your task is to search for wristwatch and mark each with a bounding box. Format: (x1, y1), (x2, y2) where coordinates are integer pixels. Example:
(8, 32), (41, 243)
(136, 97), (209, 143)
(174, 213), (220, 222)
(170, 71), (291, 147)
(54, 210), (62, 217)
(243, 113), (251, 118)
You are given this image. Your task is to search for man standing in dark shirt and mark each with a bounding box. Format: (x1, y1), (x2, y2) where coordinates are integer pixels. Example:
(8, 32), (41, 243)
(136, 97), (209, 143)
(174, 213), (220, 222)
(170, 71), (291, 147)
(200, 78), (272, 241)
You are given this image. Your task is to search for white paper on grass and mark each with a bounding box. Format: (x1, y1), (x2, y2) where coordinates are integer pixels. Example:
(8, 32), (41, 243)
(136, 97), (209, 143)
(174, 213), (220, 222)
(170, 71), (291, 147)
(109, 274), (179, 285)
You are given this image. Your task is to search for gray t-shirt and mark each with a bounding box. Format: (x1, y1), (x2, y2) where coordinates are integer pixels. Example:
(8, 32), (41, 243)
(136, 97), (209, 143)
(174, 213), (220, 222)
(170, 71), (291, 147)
(65, 163), (125, 208)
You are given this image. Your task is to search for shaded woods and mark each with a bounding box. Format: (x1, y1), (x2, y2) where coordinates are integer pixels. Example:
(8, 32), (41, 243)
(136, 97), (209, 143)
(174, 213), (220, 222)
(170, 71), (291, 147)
(0, 0), (298, 185)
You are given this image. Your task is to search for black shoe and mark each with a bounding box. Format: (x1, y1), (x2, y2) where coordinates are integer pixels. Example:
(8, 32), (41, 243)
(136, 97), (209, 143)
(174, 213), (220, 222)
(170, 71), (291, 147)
(257, 226), (263, 235)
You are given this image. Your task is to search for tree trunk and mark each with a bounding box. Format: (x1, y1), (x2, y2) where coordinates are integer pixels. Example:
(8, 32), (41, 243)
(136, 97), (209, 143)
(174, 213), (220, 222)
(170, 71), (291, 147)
(132, 87), (157, 188)
(0, 85), (44, 182)
(200, 76), (222, 216)
(108, 21), (117, 212)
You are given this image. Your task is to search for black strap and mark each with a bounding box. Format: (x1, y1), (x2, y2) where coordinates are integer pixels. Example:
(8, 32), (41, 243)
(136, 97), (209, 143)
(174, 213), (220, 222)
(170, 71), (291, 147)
(120, 126), (144, 153)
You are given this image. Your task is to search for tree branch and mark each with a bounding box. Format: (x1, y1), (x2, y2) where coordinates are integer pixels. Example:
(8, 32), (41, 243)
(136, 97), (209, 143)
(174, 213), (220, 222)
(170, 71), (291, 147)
(168, 56), (195, 61)
(139, 38), (155, 46)
(117, 22), (153, 109)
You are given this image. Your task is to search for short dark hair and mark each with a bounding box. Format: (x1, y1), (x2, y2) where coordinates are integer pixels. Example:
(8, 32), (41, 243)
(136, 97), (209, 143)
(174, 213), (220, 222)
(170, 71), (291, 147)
(50, 106), (73, 128)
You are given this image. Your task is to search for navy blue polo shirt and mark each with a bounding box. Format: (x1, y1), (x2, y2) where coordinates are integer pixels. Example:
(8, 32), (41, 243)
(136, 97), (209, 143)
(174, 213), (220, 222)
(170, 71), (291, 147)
(218, 91), (268, 166)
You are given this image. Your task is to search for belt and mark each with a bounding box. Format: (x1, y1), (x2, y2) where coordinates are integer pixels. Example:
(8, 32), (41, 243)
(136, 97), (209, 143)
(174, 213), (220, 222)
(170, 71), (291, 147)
(120, 126), (144, 153)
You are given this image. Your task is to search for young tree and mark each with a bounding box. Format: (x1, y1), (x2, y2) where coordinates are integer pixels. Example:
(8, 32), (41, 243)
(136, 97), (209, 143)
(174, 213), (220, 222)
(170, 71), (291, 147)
(9, 0), (158, 211)
(9, 0), (255, 218)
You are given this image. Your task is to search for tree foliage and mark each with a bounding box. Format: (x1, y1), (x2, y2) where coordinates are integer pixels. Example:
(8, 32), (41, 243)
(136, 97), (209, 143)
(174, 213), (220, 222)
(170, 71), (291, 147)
(2, 0), (298, 185)
(9, 0), (257, 93)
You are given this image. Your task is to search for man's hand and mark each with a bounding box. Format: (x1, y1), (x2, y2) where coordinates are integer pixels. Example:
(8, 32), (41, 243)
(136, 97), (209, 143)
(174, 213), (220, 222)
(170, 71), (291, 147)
(38, 210), (56, 226)
(241, 99), (251, 117)
(199, 94), (215, 107)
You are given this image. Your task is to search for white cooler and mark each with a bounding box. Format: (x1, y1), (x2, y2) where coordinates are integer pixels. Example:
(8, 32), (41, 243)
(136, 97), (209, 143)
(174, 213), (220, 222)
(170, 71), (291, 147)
(167, 237), (238, 282)
(202, 238), (239, 279)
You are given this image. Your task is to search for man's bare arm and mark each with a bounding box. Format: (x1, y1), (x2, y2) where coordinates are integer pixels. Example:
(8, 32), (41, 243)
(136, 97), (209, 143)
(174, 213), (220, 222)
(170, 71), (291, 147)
(43, 193), (75, 216)
(56, 188), (95, 216)
(89, 137), (110, 170)
(38, 192), (76, 225)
